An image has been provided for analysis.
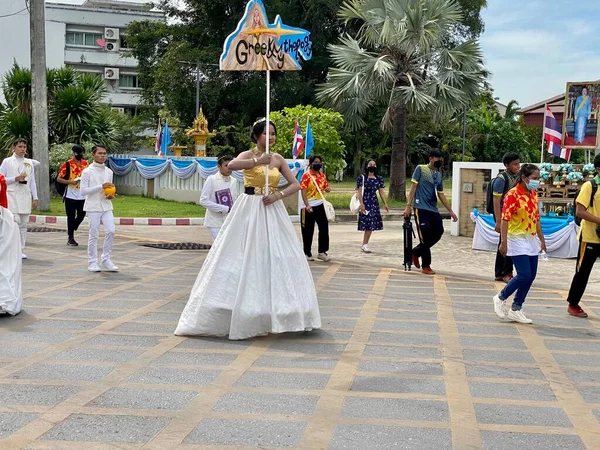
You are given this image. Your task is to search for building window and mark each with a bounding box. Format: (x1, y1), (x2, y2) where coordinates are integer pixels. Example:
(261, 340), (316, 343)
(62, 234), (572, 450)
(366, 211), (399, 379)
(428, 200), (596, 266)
(119, 74), (141, 89)
(120, 35), (129, 49)
(66, 31), (103, 47)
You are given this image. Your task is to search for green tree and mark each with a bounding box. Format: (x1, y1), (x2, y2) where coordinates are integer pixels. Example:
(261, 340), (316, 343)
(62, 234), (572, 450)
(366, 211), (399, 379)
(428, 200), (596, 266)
(0, 63), (119, 157)
(126, 0), (345, 128)
(317, 0), (486, 201)
(270, 105), (346, 178)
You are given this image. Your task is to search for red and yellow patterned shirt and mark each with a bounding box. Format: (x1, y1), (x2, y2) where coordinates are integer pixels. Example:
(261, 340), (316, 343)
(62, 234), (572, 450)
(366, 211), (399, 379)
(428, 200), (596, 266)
(58, 158), (89, 180)
(300, 170), (329, 207)
(502, 183), (540, 237)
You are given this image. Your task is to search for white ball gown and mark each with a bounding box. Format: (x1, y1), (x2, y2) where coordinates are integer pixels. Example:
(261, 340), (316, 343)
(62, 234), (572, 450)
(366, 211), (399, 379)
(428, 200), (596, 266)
(175, 165), (321, 340)
(0, 206), (23, 315)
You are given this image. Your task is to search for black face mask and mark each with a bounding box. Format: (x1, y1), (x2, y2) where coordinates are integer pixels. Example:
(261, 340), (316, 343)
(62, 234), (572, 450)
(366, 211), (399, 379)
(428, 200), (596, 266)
(74, 154), (83, 161)
(312, 164), (322, 171)
(367, 166), (377, 174)
(433, 160), (442, 169)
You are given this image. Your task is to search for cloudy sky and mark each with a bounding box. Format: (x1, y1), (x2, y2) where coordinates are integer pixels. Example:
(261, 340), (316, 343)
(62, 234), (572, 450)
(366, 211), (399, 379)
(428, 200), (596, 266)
(39, 0), (600, 109)
(480, 0), (600, 108)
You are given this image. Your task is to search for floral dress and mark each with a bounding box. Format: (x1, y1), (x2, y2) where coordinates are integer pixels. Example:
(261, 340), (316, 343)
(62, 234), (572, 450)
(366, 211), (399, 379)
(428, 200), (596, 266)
(357, 175), (384, 231)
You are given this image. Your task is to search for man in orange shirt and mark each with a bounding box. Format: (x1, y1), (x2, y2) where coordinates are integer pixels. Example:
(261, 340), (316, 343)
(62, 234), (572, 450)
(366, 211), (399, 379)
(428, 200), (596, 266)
(56, 145), (89, 246)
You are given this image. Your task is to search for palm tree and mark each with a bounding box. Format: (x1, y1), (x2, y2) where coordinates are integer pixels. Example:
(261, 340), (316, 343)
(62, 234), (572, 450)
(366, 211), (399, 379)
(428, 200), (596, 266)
(317, 0), (486, 201)
(0, 63), (118, 156)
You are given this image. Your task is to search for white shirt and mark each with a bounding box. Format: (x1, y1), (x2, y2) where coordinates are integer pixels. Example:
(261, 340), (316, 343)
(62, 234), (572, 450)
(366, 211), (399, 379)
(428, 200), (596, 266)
(0, 154), (38, 214)
(80, 163), (114, 212)
(507, 235), (540, 257)
(200, 172), (239, 228)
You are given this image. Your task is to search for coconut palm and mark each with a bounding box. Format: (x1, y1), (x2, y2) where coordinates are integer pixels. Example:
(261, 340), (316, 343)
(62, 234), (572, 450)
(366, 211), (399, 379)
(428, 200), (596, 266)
(317, 0), (486, 201)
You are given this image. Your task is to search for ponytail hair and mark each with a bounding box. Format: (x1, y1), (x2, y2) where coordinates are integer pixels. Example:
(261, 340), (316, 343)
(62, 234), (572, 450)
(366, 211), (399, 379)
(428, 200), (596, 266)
(518, 164), (539, 180)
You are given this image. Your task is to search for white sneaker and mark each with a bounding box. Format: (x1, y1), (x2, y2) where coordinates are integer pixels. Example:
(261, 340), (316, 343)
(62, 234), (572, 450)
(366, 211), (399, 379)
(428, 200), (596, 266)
(493, 294), (507, 319)
(306, 255), (315, 261)
(21, 253), (27, 259)
(88, 262), (101, 272)
(317, 252), (331, 262)
(101, 259), (119, 272)
(507, 309), (533, 324)
(361, 244), (371, 253)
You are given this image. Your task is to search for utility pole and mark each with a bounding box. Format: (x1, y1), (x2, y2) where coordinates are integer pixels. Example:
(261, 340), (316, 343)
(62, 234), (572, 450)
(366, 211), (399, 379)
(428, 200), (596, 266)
(30, 0), (50, 210)
(195, 63), (200, 117)
(178, 61), (218, 117)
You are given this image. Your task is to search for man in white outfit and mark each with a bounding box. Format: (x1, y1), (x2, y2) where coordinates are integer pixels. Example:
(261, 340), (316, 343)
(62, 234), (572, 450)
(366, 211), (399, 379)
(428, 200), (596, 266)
(0, 138), (39, 259)
(80, 145), (118, 272)
(200, 155), (239, 240)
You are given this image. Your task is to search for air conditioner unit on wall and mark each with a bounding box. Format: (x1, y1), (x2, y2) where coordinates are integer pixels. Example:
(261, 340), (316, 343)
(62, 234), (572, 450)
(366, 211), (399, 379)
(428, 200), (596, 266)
(105, 42), (118, 52)
(104, 67), (119, 80)
(111, 107), (125, 114)
(104, 27), (120, 40)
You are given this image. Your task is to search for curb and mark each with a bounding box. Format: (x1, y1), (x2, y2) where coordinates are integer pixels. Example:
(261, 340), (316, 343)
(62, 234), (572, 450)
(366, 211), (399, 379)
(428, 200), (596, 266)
(29, 215), (302, 226)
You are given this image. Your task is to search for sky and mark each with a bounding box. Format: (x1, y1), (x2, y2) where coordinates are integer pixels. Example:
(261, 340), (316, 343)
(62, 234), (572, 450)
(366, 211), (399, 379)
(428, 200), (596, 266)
(480, 0), (600, 108)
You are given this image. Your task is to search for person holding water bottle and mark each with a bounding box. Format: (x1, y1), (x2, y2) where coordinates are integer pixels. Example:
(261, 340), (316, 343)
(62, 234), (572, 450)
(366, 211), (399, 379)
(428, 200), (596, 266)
(492, 164), (546, 324)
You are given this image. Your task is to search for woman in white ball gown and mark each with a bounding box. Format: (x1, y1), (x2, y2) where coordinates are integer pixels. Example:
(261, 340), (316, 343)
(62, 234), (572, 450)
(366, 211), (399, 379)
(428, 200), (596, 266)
(175, 119), (321, 340)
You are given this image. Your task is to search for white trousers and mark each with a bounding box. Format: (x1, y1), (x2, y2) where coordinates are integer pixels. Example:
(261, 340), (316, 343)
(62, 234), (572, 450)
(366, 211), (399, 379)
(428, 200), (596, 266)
(208, 227), (221, 241)
(13, 214), (29, 252)
(87, 211), (115, 264)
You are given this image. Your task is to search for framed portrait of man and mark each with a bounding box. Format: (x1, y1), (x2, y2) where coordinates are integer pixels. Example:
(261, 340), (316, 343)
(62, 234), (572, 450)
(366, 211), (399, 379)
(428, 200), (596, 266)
(562, 81), (600, 149)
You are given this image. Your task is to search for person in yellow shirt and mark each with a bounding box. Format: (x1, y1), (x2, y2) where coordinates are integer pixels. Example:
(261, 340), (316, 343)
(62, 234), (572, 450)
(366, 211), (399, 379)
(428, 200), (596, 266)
(565, 154), (600, 318)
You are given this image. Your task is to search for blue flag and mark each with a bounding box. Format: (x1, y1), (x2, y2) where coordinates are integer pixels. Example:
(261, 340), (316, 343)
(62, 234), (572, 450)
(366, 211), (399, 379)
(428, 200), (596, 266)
(305, 118), (314, 157)
(160, 120), (171, 156)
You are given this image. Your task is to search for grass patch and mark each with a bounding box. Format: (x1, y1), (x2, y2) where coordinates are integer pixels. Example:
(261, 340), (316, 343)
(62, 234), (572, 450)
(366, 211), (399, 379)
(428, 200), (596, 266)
(34, 196), (206, 218)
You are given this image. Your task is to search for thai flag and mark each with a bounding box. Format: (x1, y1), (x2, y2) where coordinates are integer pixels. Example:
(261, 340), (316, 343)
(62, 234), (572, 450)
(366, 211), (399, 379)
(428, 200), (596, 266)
(543, 105), (571, 161)
(292, 119), (304, 159)
(154, 118), (163, 156)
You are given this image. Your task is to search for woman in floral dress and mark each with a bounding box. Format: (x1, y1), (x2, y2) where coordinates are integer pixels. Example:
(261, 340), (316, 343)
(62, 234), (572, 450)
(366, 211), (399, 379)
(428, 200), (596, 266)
(357, 159), (389, 252)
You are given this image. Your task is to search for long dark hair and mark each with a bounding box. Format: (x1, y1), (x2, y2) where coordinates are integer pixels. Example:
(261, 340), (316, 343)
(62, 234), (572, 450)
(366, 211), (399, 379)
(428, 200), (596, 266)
(250, 119), (277, 143)
(517, 163), (539, 185)
(363, 159), (376, 176)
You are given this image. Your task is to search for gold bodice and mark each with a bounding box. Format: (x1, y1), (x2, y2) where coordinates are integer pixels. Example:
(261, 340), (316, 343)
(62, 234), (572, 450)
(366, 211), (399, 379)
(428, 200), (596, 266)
(244, 165), (280, 189)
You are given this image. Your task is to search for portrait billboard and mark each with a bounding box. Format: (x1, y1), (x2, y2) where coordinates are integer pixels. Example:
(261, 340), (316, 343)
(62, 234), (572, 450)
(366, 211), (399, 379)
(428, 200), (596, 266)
(562, 81), (600, 149)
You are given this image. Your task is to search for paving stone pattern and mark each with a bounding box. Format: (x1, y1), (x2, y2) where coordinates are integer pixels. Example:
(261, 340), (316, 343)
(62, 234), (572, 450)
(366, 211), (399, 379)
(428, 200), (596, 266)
(0, 230), (599, 449)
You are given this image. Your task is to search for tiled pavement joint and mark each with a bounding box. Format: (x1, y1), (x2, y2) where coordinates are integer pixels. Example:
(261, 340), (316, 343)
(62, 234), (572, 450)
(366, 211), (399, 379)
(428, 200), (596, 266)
(435, 276), (482, 450)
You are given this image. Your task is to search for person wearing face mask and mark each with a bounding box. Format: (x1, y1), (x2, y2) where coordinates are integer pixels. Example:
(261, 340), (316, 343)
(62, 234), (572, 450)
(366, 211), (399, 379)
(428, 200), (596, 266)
(0, 173), (23, 315)
(0, 138), (39, 259)
(300, 155), (331, 261)
(357, 159), (389, 253)
(404, 150), (457, 274)
(492, 164), (546, 324)
(57, 145), (89, 246)
(200, 155), (239, 241)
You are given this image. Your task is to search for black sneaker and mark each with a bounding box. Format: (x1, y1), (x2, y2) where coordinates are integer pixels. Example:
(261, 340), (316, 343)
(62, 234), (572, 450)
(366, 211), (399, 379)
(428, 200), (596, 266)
(67, 238), (78, 246)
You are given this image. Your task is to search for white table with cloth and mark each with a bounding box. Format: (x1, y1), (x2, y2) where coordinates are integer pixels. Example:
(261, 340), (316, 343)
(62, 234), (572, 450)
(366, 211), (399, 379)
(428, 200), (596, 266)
(471, 209), (579, 259)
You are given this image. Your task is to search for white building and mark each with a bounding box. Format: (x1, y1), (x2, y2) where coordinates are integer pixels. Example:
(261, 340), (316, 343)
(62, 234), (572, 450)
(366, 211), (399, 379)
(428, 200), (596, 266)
(0, 0), (164, 113)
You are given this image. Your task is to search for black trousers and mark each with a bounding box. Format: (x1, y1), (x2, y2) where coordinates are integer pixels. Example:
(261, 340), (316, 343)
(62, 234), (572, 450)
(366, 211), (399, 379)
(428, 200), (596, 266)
(64, 198), (86, 238)
(493, 216), (513, 278)
(413, 209), (444, 268)
(301, 203), (329, 257)
(566, 240), (600, 306)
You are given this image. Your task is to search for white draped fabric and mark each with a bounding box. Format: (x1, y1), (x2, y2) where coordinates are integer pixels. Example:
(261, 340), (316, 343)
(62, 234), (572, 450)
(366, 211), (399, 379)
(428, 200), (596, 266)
(0, 207), (22, 315)
(471, 212), (579, 259)
(108, 157), (307, 187)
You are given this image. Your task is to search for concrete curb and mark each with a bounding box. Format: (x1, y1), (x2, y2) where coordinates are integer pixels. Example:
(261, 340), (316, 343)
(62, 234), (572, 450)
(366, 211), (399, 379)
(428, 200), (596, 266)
(29, 215), (301, 226)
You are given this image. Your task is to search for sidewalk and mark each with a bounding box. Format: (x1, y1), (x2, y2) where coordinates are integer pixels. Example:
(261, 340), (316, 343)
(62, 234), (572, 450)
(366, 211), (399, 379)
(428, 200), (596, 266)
(58, 219), (599, 296)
